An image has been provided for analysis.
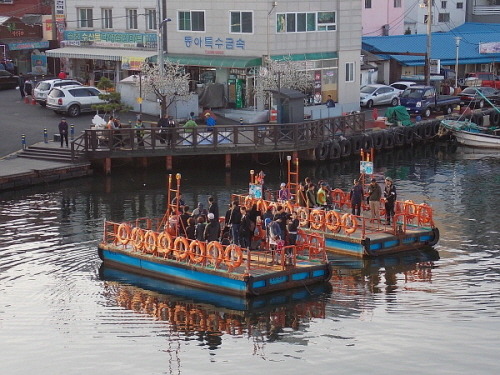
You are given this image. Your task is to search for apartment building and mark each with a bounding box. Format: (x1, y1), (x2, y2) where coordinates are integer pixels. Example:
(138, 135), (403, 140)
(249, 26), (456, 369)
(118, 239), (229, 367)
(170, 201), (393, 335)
(404, 0), (466, 34)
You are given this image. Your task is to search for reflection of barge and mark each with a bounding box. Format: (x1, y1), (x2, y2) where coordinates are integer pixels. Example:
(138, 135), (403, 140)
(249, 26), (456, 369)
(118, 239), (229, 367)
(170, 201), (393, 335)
(98, 174), (331, 297)
(235, 156), (439, 258)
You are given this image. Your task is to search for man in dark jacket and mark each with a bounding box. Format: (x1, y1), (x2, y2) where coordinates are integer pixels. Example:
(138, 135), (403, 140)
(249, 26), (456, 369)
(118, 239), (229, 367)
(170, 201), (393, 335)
(204, 213), (220, 242)
(239, 207), (252, 249)
(58, 118), (69, 147)
(228, 201), (242, 245)
(368, 178), (382, 223)
(349, 179), (364, 216)
(383, 177), (397, 225)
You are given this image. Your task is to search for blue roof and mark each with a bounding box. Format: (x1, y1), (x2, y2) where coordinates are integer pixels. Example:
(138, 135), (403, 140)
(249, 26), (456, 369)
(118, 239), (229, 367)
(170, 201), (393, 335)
(362, 23), (500, 66)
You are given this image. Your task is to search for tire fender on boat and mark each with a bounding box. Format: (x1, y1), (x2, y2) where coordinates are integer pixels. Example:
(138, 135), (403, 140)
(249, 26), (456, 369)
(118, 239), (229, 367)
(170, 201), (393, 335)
(392, 128), (405, 147)
(383, 130), (395, 149)
(362, 133), (374, 151)
(472, 113), (483, 127)
(404, 126), (414, 145)
(371, 131), (384, 150)
(339, 138), (352, 157)
(350, 135), (364, 155)
(491, 111), (500, 127)
(315, 141), (330, 161)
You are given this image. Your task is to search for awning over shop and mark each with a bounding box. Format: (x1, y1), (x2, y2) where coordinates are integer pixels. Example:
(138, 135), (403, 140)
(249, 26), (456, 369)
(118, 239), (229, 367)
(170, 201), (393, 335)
(44, 47), (156, 62)
(0, 39), (49, 51)
(270, 52), (338, 61)
(148, 54), (262, 68)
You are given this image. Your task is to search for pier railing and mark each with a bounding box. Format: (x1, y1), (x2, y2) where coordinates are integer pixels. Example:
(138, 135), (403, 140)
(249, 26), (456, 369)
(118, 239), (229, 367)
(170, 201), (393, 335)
(72, 113), (364, 160)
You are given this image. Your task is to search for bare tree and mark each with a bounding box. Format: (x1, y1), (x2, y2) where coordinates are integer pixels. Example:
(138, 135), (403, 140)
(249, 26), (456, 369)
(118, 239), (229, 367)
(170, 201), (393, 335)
(140, 61), (191, 117)
(255, 57), (312, 104)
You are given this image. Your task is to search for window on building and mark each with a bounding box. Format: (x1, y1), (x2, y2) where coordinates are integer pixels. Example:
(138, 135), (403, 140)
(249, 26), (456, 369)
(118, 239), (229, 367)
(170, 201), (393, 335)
(456, 2), (463, 9)
(179, 11), (205, 32)
(102, 8), (112, 29)
(230, 11), (252, 33)
(127, 9), (138, 30)
(145, 9), (157, 30)
(365, 0), (372, 9)
(317, 12), (336, 31)
(394, 0), (402, 8)
(78, 8), (93, 28)
(346, 62), (355, 82)
(438, 13), (450, 22)
(276, 11), (335, 33)
(441, 1), (447, 8)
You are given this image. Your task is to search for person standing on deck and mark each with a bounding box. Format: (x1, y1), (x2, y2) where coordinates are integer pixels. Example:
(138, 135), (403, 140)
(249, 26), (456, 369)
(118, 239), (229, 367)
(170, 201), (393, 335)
(239, 207), (252, 249)
(228, 201), (242, 245)
(349, 179), (364, 216)
(208, 196), (219, 220)
(306, 183), (317, 208)
(383, 177), (397, 225)
(204, 213), (220, 242)
(316, 182), (328, 209)
(58, 118), (69, 147)
(368, 178), (382, 222)
(278, 183), (290, 202)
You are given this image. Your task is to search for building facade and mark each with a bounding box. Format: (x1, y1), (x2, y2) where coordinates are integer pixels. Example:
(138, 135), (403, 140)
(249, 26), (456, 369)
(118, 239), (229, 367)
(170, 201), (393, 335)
(362, 0), (405, 36)
(404, 0), (466, 34)
(465, 0), (500, 23)
(46, 0), (362, 113)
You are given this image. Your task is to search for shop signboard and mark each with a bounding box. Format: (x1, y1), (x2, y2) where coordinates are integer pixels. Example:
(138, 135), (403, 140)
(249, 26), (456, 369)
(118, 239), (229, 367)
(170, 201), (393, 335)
(235, 79), (244, 108)
(31, 54), (47, 74)
(63, 31), (157, 49)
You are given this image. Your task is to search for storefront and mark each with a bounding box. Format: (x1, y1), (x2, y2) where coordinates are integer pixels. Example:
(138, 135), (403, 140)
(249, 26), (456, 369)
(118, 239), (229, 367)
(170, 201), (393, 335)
(45, 30), (157, 86)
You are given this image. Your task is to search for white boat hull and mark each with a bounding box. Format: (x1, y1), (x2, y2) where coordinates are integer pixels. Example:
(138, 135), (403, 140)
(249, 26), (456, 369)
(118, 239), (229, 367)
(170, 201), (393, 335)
(452, 129), (500, 149)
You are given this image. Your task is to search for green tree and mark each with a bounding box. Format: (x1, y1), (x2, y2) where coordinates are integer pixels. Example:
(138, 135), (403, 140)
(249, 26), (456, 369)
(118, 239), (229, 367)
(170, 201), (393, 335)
(92, 77), (131, 116)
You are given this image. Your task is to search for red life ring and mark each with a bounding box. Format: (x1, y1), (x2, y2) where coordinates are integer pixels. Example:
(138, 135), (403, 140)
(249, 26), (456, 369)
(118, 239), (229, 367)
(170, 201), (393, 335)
(309, 209), (325, 230)
(189, 240), (206, 264)
(157, 231), (172, 257)
(325, 210), (341, 232)
(224, 244), (243, 269)
(297, 207), (309, 227)
(143, 230), (157, 254)
(116, 223), (131, 245)
(331, 188), (346, 207)
(341, 213), (358, 235)
(173, 237), (190, 260)
(131, 227), (145, 251)
(206, 241), (224, 267)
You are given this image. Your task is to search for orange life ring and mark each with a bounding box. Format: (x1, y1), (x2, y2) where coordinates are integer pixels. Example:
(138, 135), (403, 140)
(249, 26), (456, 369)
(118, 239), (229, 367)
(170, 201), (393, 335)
(131, 227), (145, 251)
(143, 230), (157, 254)
(325, 210), (341, 232)
(173, 305), (188, 326)
(417, 203), (433, 225)
(341, 213), (358, 235)
(297, 207), (309, 227)
(156, 231), (172, 257)
(404, 200), (418, 223)
(189, 309), (207, 331)
(224, 244), (243, 269)
(116, 223), (131, 245)
(256, 199), (267, 213)
(309, 209), (325, 230)
(308, 234), (323, 255)
(331, 188), (346, 207)
(395, 200), (404, 214)
(189, 240), (206, 264)
(206, 241), (224, 267)
(173, 236), (190, 260)
(244, 195), (253, 209)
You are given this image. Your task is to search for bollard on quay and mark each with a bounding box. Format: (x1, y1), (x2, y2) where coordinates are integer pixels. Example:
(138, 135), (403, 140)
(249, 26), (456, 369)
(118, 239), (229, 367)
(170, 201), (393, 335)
(70, 125), (75, 140)
(21, 134), (26, 150)
(43, 128), (48, 143)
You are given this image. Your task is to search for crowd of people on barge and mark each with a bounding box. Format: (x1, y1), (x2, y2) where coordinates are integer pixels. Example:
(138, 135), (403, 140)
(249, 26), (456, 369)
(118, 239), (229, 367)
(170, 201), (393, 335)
(165, 175), (396, 263)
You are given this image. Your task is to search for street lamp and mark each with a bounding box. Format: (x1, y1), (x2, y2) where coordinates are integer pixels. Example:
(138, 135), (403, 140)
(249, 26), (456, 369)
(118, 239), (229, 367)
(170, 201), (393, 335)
(454, 36), (462, 90)
(157, 17), (172, 78)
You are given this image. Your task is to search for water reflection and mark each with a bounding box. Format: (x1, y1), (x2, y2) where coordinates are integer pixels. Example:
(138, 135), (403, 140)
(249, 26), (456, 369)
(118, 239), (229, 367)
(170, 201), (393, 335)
(101, 265), (331, 349)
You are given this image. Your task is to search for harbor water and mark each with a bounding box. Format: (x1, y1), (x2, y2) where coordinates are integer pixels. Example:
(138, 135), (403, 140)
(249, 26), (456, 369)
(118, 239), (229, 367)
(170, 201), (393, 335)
(1, 145), (499, 375)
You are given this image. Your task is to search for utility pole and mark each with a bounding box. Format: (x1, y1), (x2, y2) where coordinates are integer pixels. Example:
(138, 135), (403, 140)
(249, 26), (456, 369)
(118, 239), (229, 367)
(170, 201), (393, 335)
(425, 0), (432, 86)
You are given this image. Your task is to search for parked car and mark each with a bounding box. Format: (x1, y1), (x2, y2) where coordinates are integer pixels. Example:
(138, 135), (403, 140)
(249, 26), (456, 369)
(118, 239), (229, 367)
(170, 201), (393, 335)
(360, 84), (400, 108)
(459, 87), (499, 108)
(390, 81), (418, 96)
(0, 69), (19, 89)
(46, 85), (106, 117)
(463, 72), (500, 89)
(33, 79), (82, 106)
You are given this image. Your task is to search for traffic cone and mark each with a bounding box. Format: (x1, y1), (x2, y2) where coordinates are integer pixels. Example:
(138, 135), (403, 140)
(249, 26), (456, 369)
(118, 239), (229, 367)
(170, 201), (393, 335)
(31, 96), (37, 105)
(24, 96), (29, 104)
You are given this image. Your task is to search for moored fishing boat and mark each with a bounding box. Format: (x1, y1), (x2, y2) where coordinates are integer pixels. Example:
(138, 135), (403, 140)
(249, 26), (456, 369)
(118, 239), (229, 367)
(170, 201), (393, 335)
(98, 174), (331, 297)
(234, 156), (439, 258)
(440, 119), (500, 149)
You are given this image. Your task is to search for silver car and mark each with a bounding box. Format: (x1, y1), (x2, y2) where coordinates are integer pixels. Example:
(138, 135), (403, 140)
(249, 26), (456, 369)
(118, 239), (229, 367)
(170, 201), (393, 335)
(46, 85), (106, 117)
(360, 84), (400, 108)
(33, 79), (82, 106)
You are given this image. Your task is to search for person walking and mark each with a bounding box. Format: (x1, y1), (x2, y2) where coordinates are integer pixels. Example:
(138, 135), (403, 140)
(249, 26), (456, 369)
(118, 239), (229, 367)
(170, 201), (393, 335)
(367, 178), (382, 223)
(383, 177), (397, 225)
(157, 114), (169, 145)
(349, 179), (364, 216)
(58, 118), (69, 147)
(18, 73), (25, 98)
(24, 76), (33, 97)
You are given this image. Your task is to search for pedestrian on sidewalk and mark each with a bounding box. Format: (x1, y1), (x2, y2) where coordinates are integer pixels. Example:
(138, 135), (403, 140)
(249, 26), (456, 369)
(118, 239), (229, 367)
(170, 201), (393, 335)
(58, 118), (69, 147)
(18, 73), (25, 98)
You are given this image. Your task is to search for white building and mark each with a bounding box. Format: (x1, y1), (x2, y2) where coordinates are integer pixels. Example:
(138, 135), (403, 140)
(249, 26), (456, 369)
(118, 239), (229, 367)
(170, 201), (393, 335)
(404, 0), (466, 34)
(47, 1), (362, 114)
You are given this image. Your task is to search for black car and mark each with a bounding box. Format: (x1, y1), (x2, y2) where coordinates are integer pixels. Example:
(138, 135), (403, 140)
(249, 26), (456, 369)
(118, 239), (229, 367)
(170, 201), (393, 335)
(459, 87), (499, 108)
(0, 69), (19, 89)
